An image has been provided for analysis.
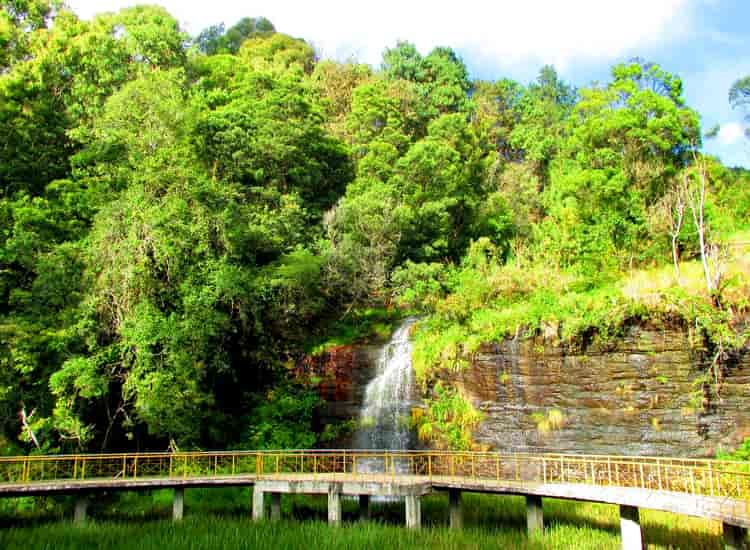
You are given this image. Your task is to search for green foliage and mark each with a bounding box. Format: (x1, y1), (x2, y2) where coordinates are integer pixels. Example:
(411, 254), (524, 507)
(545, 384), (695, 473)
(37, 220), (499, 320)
(382, 41), (471, 124)
(305, 308), (404, 356)
(729, 75), (750, 139)
(411, 382), (483, 450)
(718, 438), (750, 461)
(195, 16), (275, 56)
(240, 384), (323, 450)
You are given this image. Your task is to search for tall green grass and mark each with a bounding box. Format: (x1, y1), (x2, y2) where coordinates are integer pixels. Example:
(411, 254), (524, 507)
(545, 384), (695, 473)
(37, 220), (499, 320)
(0, 490), (734, 549)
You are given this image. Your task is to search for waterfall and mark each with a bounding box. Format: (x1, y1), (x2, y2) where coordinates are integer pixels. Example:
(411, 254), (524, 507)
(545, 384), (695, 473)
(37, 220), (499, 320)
(354, 318), (418, 472)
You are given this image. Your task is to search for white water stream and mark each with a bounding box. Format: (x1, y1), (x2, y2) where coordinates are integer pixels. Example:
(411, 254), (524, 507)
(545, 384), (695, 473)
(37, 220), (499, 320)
(354, 317), (418, 473)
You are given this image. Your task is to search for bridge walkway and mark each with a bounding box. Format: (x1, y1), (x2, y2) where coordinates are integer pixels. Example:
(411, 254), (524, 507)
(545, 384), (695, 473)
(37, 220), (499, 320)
(0, 450), (748, 550)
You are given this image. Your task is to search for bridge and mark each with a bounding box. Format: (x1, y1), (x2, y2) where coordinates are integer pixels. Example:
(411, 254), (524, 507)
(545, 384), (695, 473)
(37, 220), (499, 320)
(1, 450), (749, 550)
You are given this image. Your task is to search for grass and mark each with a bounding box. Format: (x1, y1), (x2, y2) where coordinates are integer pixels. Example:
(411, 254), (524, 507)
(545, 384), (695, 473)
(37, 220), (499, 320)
(410, 231), (750, 382)
(0, 490), (735, 549)
(304, 307), (406, 356)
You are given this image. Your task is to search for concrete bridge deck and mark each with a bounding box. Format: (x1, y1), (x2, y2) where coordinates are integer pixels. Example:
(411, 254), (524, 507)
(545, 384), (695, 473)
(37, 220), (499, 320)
(0, 450), (748, 549)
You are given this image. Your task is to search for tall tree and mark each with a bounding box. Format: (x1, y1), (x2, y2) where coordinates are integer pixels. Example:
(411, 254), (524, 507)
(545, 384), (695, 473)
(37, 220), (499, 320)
(729, 75), (750, 139)
(195, 16), (275, 55)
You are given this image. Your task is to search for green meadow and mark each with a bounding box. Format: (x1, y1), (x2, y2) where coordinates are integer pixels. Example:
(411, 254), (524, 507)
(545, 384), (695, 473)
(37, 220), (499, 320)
(0, 490), (731, 549)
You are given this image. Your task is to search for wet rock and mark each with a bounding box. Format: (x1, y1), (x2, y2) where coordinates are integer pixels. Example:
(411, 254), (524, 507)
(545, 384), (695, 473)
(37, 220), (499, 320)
(301, 326), (750, 457)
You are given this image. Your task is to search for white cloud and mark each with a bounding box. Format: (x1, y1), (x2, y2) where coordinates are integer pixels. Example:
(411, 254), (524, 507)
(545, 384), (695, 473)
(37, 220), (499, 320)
(66, 0), (693, 68)
(718, 122), (746, 146)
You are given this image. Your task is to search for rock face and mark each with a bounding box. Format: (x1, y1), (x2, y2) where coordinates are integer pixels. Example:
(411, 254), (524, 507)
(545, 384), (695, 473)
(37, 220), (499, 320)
(452, 326), (750, 457)
(298, 344), (381, 428)
(303, 326), (750, 457)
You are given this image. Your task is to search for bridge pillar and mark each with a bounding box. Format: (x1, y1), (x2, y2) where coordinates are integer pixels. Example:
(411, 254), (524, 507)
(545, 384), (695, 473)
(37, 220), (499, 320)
(449, 489), (463, 529)
(526, 495), (543, 535)
(723, 522), (748, 550)
(252, 487), (265, 521)
(405, 495), (421, 529)
(74, 496), (88, 525)
(328, 486), (342, 526)
(172, 488), (184, 521)
(270, 492), (281, 521)
(359, 495), (370, 521)
(619, 505), (644, 550)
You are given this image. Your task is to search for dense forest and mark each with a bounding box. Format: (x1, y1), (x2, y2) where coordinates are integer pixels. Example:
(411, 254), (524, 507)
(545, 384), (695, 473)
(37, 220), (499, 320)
(1, 1), (749, 455)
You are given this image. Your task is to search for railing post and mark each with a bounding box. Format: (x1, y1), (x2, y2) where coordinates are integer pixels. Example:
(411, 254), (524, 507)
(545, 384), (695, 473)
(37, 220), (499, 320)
(560, 456), (565, 483)
(428, 454), (432, 479)
(709, 463), (714, 496)
(73, 457), (78, 480)
(134, 456), (138, 480)
(657, 459), (662, 491)
(616, 462), (620, 486)
(122, 456), (127, 479)
(607, 457), (612, 485)
(690, 468), (696, 494)
(543, 458), (547, 484)
(639, 463), (645, 489)
(496, 454), (500, 481)
(716, 468), (721, 496)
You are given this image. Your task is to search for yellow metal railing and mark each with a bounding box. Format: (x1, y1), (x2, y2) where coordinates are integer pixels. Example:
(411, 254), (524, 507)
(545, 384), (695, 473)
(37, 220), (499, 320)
(1, 450), (749, 503)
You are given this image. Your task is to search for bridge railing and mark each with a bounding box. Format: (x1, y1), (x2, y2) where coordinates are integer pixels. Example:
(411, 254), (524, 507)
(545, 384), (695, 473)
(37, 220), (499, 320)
(1, 450), (749, 503)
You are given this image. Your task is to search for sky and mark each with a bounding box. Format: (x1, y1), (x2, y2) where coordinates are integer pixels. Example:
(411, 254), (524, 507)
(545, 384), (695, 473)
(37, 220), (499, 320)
(66, 0), (750, 167)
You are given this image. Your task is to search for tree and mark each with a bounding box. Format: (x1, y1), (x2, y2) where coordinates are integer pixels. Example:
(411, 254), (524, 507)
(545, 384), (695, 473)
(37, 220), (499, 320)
(541, 61), (700, 269)
(238, 33), (315, 74)
(659, 183), (687, 283)
(472, 78), (525, 162)
(311, 60), (372, 139)
(729, 76), (750, 138)
(194, 23), (225, 55)
(509, 66), (575, 181)
(194, 70), (351, 214)
(0, 0), (57, 70)
(0, 5), (188, 197)
(194, 16), (275, 55)
(381, 41), (470, 132)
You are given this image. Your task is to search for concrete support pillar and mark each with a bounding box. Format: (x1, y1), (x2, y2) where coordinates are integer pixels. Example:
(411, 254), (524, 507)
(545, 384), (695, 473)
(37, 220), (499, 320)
(74, 496), (88, 525)
(619, 505), (644, 550)
(172, 488), (184, 521)
(526, 495), (543, 535)
(328, 487), (342, 526)
(723, 522), (748, 550)
(270, 492), (281, 521)
(449, 489), (463, 529)
(405, 495), (421, 529)
(252, 487), (265, 521)
(359, 495), (370, 521)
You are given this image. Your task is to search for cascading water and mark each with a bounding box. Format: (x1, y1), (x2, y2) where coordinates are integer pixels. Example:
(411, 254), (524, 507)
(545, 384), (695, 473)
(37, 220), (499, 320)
(354, 317), (418, 473)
